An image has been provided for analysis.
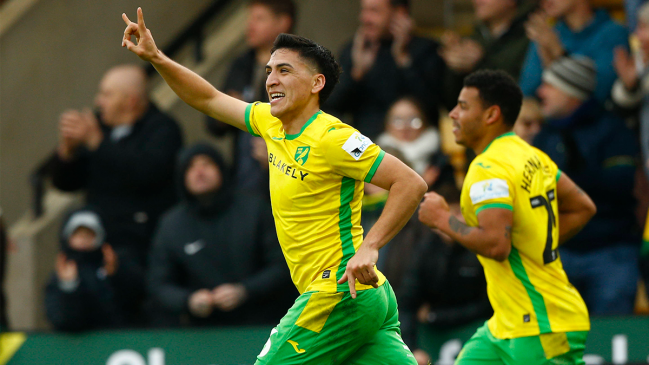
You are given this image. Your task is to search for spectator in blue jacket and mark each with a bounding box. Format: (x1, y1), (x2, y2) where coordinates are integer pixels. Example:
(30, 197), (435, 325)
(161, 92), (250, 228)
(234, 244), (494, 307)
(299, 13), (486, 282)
(535, 56), (640, 315)
(520, 0), (628, 104)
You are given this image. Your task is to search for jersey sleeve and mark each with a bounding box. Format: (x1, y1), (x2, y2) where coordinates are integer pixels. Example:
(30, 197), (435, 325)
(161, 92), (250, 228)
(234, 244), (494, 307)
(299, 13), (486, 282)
(465, 157), (515, 215)
(244, 102), (273, 138)
(323, 128), (385, 182)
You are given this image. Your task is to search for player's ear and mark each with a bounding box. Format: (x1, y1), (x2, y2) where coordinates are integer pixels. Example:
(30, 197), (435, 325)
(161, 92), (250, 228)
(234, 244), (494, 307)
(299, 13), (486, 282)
(484, 105), (502, 126)
(312, 74), (325, 95)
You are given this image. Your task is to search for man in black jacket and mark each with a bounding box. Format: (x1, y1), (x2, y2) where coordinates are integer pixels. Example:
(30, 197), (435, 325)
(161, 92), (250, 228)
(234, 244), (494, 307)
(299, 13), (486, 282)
(51, 65), (183, 264)
(324, 0), (445, 139)
(45, 207), (145, 331)
(147, 144), (295, 327)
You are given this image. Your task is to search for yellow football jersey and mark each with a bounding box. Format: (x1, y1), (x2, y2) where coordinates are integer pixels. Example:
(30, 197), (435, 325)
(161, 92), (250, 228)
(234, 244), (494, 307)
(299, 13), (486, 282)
(461, 132), (590, 339)
(245, 102), (387, 294)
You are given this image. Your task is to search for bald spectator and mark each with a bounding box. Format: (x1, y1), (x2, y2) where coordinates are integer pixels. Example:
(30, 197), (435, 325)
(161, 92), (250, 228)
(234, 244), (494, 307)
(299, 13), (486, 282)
(51, 65), (183, 265)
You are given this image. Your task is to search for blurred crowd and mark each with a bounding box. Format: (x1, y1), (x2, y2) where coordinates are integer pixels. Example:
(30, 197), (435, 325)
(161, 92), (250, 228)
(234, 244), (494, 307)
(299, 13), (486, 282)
(3, 0), (647, 363)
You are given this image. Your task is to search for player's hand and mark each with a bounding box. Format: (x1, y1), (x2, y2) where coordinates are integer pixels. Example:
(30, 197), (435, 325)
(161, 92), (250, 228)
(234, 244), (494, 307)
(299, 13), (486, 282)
(212, 283), (248, 311)
(188, 289), (214, 317)
(614, 46), (639, 91)
(418, 192), (450, 229)
(122, 8), (159, 62)
(351, 28), (379, 81)
(337, 244), (379, 299)
(55, 253), (78, 283)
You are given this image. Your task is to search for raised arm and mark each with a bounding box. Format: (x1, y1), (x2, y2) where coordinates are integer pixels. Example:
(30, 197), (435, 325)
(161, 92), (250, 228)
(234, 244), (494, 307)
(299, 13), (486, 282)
(338, 153), (428, 298)
(555, 172), (597, 244)
(121, 8), (248, 131)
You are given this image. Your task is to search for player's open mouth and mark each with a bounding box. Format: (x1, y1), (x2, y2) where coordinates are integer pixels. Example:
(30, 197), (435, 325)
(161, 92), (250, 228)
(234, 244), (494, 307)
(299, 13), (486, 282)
(270, 92), (285, 104)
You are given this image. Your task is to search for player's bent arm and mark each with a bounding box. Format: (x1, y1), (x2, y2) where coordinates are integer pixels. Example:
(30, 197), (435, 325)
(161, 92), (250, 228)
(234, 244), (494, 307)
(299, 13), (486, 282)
(420, 195), (513, 261)
(363, 153), (428, 250)
(122, 8), (247, 131)
(556, 172), (597, 244)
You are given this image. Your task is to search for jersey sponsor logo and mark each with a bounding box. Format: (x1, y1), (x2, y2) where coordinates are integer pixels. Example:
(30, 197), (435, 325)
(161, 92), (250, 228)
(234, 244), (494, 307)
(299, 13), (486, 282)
(342, 132), (373, 160)
(269, 152), (309, 181)
(287, 340), (306, 353)
(476, 162), (491, 169)
(271, 136), (284, 141)
(294, 146), (311, 166)
(470, 178), (510, 204)
(184, 240), (204, 255)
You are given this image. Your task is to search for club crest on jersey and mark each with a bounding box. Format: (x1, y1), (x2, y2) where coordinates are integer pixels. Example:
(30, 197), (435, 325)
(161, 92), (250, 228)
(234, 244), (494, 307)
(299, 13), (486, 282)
(342, 132), (372, 160)
(294, 146), (311, 166)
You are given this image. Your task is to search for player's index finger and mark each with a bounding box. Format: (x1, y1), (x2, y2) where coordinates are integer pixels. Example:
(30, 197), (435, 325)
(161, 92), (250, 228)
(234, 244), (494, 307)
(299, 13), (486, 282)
(137, 7), (146, 30)
(122, 13), (132, 26)
(348, 272), (357, 299)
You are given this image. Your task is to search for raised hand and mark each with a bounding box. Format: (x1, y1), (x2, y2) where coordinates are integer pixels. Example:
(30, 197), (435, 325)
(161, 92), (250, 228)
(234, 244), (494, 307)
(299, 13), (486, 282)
(351, 28), (380, 81)
(614, 46), (639, 91)
(55, 253), (78, 283)
(390, 12), (413, 67)
(122, 8), (159, 62)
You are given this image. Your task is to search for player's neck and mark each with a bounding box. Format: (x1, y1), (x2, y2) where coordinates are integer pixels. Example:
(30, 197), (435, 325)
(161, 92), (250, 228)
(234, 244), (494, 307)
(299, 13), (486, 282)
(281, 102), (321, 136)
(473, 127), (513, 155)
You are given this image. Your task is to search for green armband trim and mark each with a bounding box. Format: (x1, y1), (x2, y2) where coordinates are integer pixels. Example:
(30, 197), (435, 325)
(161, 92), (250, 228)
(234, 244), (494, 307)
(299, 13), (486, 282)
(244, 103), (261, 137)
(556, 170), (562, 182)
(364, 150), (386, 183)
(476, 203), (513, 215)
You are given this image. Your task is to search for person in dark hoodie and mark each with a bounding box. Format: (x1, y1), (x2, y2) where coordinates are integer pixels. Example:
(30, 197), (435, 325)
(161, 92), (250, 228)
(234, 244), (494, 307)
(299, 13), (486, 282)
(147, 143), (295, 327)
(51, 65), (183, 266)
(44, 207), (145, 331)
(535, 56), (640, 315)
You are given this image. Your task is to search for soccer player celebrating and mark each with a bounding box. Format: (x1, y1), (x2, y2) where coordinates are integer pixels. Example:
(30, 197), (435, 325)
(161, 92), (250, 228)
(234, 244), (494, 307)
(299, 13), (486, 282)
(418, 70), (596, 365)
(122, 8), (425, 365)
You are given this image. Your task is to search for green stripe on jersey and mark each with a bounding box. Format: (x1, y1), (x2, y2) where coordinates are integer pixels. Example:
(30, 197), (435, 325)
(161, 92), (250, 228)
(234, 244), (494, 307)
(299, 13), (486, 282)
(509, 247), (552, 334)
(245, 103), (260, 137)
(364, 150), (386, 183)
(336, 177), (357, 290)
(475, 203), (513, 215)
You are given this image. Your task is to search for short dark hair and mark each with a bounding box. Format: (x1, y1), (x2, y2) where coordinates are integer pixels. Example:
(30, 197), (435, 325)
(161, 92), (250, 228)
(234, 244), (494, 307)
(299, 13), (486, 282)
(463, 70), (523, 127)
(249, 0), (296, 31)
(271, 33), (342, 104)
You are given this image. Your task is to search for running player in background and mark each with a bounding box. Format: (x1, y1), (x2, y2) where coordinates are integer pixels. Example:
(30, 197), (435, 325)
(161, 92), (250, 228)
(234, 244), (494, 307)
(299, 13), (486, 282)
(122, 8), (425, 365)
(419, 70), (596, 365)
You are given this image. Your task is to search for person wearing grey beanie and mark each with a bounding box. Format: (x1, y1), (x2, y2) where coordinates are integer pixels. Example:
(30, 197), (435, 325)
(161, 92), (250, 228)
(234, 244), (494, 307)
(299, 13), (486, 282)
(44, 207), (146, 331)
(534, 56), (641, 315)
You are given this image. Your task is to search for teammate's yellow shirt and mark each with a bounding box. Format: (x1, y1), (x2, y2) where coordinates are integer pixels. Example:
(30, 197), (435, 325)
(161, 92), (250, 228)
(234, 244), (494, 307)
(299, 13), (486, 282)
(245, 102), (387, 294)
(461, 132), (590, 339)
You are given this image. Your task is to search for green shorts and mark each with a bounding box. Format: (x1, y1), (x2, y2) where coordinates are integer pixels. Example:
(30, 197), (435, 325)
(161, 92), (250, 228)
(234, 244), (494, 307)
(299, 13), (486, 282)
(456, 322), (588, 365)
(254, 280), (417, 365)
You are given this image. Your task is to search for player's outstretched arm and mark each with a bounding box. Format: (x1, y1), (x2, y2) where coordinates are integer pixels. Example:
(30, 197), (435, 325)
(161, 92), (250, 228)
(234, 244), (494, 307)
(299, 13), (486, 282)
(338, 154), (427, 298)
(121, 8), (247, 131)
(555, 172), (596, 244)
(419, 193), (513, 262)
